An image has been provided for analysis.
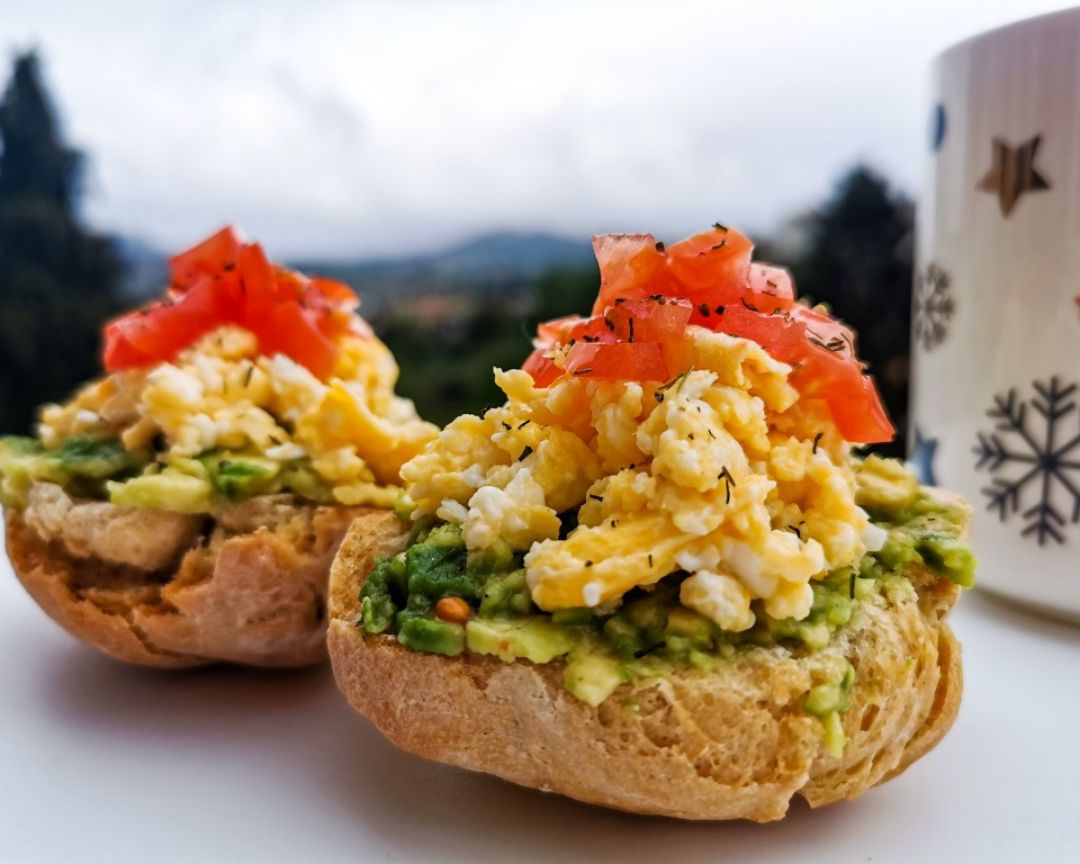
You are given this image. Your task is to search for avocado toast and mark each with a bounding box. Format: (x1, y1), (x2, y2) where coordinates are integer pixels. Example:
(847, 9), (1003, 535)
(327, 224), (974, 820)
(1, 227), (437, 668)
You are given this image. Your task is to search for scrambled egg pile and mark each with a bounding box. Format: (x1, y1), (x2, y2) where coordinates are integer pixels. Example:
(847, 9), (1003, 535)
(41, 326), (437, 507)
(402, 326), (885, 630)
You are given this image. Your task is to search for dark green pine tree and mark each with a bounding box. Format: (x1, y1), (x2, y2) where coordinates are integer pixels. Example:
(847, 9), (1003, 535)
(0, 51), (122, 433)
(784, 166), (915, 457)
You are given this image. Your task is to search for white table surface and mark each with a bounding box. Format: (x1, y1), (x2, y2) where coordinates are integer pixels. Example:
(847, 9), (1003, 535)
(2, 541), (1078, 864)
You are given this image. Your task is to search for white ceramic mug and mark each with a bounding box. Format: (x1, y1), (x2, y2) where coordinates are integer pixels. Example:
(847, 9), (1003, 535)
(912, 8), (1080, 622)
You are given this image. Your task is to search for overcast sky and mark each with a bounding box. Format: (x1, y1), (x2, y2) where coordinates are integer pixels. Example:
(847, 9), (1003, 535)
(3, 0), (1074, 258)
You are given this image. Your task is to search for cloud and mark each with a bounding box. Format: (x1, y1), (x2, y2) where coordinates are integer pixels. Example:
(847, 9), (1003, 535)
(2, 0), (1074, 257)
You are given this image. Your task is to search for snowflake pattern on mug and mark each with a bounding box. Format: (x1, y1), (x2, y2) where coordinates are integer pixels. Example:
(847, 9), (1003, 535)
(913, 263), (955, 351)
(972, 376), (1080, 546)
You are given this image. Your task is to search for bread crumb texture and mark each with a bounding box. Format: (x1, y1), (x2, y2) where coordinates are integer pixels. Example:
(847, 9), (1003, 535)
(8, 482), (377, 668)
(328, 512), (962, 821)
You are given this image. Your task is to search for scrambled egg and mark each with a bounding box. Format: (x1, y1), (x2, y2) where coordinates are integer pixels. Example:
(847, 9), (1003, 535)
(40, 326), (437, 507)
(402, 326), (882, 630)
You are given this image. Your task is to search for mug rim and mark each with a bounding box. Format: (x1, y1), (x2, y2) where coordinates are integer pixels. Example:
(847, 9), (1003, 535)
(935, 5), (1080, 65)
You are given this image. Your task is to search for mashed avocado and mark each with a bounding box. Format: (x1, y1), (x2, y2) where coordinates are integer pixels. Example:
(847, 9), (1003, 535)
(858, 459), (977, 590)
(360, 480), (975, 714)
(0, 434), (335, 512)
(0, 435), (148, 508)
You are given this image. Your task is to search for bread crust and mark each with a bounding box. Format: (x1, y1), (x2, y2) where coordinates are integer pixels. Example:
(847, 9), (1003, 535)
(328, 511), (964, 822)
(6, 485), (389, 669)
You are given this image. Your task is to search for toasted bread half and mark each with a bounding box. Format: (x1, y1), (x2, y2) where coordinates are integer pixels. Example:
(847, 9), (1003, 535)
(6, 482), (387, 669)
(327, 510), (964, 822)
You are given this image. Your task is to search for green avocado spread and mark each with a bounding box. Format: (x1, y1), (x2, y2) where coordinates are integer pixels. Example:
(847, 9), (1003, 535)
(361, 457), (975, 731)
(0, 435), (336, 512)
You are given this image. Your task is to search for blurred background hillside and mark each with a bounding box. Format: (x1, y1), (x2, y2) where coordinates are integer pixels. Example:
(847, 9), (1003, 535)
(0, 0), (1073, 456)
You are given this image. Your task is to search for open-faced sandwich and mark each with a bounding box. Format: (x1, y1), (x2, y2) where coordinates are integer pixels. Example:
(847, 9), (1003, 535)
(328, 224), (975, 821)
(1, 227), (437, 668)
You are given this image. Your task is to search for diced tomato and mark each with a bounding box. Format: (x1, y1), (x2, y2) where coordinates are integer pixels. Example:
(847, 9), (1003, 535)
(590, 226), (756, 315)
(103, 226), (368, 379)
(268, 268), (361, 343)
(104, 272), (245, 369)
(525, 298), (693, 387)
(791, 304), (856, 359)
(747, 263), (794, 300)
(537, 314), (591, 346)
(311, 276), (359, 309)
(238, 242), (276, 323)
(701, 303), (892, 443)
(169, 226), (243, 290)
(181, 271), (241, 323)
(533, 299), (692, 354)
(522, 348), (562, 388)
(850, 377), (895, 444)
(259, 302), (340, 381)
(102, 320), (155, 369)
(564, 341), (669, 382)
(698, 304), (805, 361)
(326, 308), (369, 341)
(525, 223), (896, 444)
(114, 274), (228, 364)
(664, 225), (753, 304)
(590, 234), (652, 314)
(590, 235), (677, 315)
(109, 307), (188, 365)
(270, 266), (308, 304)
(604, 298), (692, 343)
(566, 317), (616, 344)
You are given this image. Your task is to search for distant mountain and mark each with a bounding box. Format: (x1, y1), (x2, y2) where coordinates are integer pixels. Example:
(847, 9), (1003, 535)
(108, 234), (168, 301)
(333, 231), (592, 279)
(111, 230), (595, 312)
(294, 231), (594, 313)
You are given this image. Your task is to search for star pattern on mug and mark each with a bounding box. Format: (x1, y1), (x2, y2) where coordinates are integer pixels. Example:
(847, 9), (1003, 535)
(976, 135), (1050, 217)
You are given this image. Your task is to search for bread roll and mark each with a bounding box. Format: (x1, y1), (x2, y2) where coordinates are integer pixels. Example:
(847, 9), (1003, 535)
(327, 511), (963, 821)
(6, 481), (386, 668)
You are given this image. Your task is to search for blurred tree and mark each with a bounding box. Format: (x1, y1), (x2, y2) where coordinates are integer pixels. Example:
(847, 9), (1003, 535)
(375, 267), (600, 427)
(528, 266), (598, 326)
(780, 166), (914, 457)
(0, 52), (80, 208)
(376, 296), (530, 427)
(0, 51), (122, 434)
